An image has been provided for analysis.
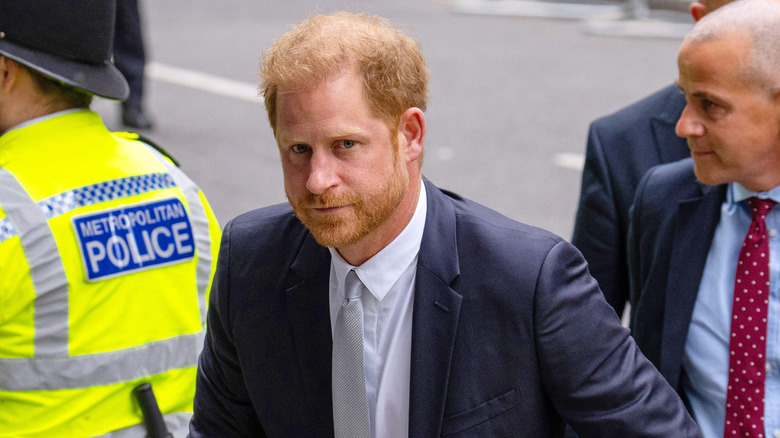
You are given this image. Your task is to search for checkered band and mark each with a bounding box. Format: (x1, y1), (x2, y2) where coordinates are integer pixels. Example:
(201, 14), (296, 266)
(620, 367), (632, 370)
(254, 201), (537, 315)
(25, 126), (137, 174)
(38, 173), (177, 220)
(0, 217), (18, 243)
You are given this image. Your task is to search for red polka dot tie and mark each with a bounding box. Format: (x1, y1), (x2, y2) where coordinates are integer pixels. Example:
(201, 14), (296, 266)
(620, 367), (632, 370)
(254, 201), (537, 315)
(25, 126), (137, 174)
(724, 197), (775, 438)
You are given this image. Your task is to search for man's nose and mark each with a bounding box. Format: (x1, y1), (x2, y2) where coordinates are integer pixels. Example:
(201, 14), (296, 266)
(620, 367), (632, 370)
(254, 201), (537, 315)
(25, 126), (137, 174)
(675, 104), (704, 138)
(306, 150), (339, 194)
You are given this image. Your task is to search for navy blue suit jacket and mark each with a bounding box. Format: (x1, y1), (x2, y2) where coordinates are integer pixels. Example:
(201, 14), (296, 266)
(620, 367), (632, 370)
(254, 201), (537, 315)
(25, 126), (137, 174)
(573, 85), (690, 316)
(190, 179), (700, 437)
(628, 158), (726, 391)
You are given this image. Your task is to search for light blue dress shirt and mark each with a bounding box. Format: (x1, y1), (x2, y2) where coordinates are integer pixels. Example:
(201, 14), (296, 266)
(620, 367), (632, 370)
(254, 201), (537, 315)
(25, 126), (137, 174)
(683, 183), (780, 438)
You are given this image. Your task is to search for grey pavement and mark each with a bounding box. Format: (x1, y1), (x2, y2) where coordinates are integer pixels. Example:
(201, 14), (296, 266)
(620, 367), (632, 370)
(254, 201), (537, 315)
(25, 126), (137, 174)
(93, 0), (691, 239)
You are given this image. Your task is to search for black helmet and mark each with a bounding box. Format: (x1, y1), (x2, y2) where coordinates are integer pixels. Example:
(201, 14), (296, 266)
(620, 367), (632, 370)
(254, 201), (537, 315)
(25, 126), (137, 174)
(0, 0), (130, 101)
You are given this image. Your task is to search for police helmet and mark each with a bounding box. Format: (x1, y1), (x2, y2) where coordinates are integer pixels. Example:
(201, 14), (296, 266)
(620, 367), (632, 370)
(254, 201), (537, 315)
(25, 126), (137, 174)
(0, 0), (129, 101)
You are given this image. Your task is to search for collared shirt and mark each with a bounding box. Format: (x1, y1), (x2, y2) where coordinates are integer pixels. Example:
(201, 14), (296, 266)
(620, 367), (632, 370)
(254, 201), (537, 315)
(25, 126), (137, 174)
(683, 182), (780, 438)
(329, 181), (427, 438)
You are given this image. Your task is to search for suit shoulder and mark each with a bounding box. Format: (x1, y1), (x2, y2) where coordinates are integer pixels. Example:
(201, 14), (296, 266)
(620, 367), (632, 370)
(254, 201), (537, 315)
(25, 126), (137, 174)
(591, 84), (684, 133)
(438, 188), (582, 301)
(633, 158), (702, 223)
(640, 158), (698, 196)
(219, 203), (318, 268)
(445, 189), (563, 249)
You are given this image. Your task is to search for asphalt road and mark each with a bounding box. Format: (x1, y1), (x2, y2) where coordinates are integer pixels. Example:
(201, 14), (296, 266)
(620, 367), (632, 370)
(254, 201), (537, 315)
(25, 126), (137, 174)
(93, 0), (690, 239)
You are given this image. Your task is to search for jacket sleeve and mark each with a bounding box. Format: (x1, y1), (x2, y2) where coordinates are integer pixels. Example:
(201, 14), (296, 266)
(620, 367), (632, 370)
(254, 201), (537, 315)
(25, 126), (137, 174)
(534, 240), (701, 437)
(571, 122), (628, 317)
(189, 219), (267, 437)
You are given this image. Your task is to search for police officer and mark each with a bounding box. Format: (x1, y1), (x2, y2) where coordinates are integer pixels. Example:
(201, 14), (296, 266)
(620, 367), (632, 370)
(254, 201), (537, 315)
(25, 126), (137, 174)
(0, 1), (220, 436)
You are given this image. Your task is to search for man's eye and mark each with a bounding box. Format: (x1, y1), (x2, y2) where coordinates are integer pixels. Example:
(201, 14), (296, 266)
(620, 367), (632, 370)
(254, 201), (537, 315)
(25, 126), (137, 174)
(701, 99), (727, 119)
(291, 144), (309, 153)
(342, 140), (355, 148)
(702, 99), (724, 113)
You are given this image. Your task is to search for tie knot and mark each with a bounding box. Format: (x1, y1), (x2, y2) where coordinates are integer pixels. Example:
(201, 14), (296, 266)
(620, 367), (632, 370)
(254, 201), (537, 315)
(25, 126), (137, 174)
(748, 197), (777, 222)
(344, 270), (364, 301)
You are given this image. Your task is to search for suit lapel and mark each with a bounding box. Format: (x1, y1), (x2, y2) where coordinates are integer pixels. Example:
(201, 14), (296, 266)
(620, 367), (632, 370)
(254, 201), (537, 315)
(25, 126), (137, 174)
(409, 180), (463, 437)
(286, 234), (335, 436)
(660, 184), (726, 388)
(282, 180), (465, 436)
(651, 87), (689, 164)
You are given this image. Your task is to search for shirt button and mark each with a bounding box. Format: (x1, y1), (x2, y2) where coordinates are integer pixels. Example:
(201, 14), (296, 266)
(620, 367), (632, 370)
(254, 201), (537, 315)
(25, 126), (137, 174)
(770, 229), (778, 237)
(769, 363), (773, 372)
(773, 430), (780, 438)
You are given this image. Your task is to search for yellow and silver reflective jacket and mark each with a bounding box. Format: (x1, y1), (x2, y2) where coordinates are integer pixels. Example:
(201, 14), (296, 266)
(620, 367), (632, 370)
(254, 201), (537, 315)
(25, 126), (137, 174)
(0, 110), (221, 437)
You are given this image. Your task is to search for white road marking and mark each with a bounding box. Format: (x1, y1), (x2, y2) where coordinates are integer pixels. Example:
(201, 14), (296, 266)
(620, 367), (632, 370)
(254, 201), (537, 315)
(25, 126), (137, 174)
(146, 62), (260, 103)
(553, 153), (585, 171)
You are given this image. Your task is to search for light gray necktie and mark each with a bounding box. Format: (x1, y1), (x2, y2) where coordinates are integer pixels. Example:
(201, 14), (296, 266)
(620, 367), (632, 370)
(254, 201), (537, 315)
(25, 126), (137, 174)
(332, 269), (371, 438)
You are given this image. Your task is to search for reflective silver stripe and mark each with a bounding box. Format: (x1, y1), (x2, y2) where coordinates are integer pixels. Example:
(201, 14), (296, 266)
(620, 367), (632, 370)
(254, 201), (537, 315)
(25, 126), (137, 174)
(0, 164), (204, 392)
(0, 216), (18, 242)
(1, 173), (176, 242)
(143, 145), (211, 327)
(92, 411), (192, 437)
(0, 332), (203, 391)
(38, 173), (176, 220)
(0, 169), (69, 358)
(0, 170), (181, 360)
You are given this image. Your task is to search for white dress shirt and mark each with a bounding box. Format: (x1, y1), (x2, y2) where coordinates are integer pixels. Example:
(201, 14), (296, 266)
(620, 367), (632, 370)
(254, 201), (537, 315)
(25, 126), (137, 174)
(329, 182), (427, 438)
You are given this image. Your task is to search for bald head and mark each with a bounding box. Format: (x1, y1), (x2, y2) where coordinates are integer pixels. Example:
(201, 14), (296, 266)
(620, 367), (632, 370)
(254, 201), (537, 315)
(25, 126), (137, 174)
(684, 0), (780, 95)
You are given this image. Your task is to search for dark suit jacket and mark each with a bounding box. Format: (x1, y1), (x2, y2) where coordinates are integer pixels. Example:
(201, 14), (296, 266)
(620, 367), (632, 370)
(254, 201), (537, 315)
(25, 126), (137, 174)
(573, 84), (690, 317)
(628, 158), (726, 392)
(190, 179), (700, 437)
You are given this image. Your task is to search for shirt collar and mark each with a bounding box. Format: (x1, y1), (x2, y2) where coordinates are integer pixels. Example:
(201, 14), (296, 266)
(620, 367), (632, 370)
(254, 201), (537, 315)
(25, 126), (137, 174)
(730, 182), (780, 205)
(329, 180), (427, 301)
(4, 109), (85, 134)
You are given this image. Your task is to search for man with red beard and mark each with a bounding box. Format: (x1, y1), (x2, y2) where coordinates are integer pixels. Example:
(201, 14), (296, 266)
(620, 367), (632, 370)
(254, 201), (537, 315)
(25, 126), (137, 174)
(189, 11), (699, 438)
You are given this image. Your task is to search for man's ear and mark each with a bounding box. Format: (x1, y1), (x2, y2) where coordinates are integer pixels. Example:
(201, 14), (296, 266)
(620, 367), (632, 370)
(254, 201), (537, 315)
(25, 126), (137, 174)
(398, 107), (425, 163)
(690, 2), (709, 21)
(0, 57), (20, 92)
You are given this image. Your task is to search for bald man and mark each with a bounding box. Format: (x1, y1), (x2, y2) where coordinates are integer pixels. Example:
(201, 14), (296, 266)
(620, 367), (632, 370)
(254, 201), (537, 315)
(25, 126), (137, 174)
(572, 0), (735, 320)
(629, 1), (780, 436)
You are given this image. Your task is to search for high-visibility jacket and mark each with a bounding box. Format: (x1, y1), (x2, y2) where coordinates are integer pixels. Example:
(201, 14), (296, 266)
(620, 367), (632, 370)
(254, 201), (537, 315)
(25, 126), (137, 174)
(0, 110), (221, 437)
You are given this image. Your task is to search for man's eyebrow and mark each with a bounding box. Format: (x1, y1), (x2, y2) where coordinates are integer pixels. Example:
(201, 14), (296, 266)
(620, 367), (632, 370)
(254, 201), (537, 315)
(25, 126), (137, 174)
(276, 127), (371, 145)
(276, 134), (303, 145)
(330, 127), (370, 138)
(675, 83), (717, 101)
(690, 90), (720, 101)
